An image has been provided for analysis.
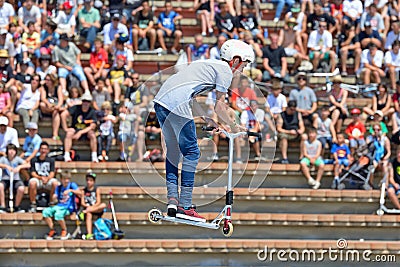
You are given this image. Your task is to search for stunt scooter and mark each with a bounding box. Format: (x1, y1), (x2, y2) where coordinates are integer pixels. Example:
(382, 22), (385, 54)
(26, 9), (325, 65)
(148, 127), (259, 237)
(377, 176), (400, 215)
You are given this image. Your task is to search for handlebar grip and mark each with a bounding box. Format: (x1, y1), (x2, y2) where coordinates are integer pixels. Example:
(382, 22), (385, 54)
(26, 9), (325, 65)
(202, 126), (217, 131)
(247, 132), (261, 138)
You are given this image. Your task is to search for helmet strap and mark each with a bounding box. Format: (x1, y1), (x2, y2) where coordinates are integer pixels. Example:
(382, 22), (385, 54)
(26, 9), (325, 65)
(229, 58), (245, 73)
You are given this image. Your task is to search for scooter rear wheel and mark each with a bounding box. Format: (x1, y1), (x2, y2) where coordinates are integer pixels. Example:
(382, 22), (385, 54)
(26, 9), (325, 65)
(148, 208), (162, 223)
(222, 222), (234, 237)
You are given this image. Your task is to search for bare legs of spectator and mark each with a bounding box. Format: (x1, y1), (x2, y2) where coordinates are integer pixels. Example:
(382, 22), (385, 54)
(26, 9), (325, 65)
(64, 128), (98, 162)
(279, 137), (288, 160)
(197, 10), (213, 36)
(132, 28), (156, 51)
(40, 103), (61, 139)
(388, 66), (398, 90)
(300, 134), (307, 159)
(328, 51), (337, 72)
(129, 129), (145, 161)
(331, 109), (343, 134)
(392, 113), (400, 134)
(157, 29), (168, 51)
(387, 186), (400, 209)
(84, 67), (108, 87)
(29, 178), (57, 206)
(0, 182), (4, 207)
(340, 47), (361, 74)
(225, 0), (236, 16)
(60, 77), (90, 96)
(84, 203), (107, 236)
(172, 30), (182, 52)
(44, 217), (67, 235)
(17, 108), (39, 128)
(362, 68), (385, 85)
(110, 81), (122, 104)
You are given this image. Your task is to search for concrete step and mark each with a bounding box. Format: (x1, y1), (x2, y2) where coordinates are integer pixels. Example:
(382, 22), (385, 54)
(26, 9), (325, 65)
(0, 239), (399, 266)
(17, 187), (382, 214)
(1, 212), (399, 240)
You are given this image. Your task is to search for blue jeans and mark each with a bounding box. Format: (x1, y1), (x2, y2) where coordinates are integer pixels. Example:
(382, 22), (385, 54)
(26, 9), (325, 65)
(58, 65), (87, 81)
(271, 0), (295, 20)
(154, 103), (200, 208)
(80, 26), (98, 46)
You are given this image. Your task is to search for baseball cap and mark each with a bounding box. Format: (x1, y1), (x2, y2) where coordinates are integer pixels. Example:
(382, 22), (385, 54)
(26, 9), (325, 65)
(351, 108), (361, 115)
(296, 71), (307, 78)
(112, 13), (121, 20)
(81, 93), (93, 102)
(59, 33), (70, 41)
(86, 172), (97, 179)
(63, 1), (73, 9)
(117, 54), (127, 61)
(374, 110), (383, 117)
(364, 21), (372, 27)
(26, 122), (38, 129)
(0, 116), (9, 125)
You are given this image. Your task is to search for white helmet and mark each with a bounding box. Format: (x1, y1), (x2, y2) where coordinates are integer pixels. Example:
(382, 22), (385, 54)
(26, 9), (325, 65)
(220, 39), (255, 63)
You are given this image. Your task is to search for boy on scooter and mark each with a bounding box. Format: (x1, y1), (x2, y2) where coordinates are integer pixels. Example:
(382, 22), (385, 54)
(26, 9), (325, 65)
(154, 40), (254, 222)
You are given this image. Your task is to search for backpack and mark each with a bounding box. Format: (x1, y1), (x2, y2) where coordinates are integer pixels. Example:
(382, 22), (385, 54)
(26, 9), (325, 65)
(94, 218), (113, 240)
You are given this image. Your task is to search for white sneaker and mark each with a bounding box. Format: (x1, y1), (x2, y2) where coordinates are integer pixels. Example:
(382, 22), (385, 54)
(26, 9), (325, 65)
(273, 18), (279, 23)
(98, 155), (103, 161)
(92, 156), (99, 163)
(64, 154), (72, 162)
(104, 155), (109, 161)
(308, 177), (317, 186)
(312, 181), (321, 190)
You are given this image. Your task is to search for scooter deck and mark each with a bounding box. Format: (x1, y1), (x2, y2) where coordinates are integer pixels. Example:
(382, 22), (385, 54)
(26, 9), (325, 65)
(155, 214), (220, 230)
(380, 206), (400, 214)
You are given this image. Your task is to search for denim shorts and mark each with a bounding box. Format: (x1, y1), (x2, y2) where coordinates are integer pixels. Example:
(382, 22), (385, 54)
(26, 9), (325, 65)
(58, 65), (87, 81)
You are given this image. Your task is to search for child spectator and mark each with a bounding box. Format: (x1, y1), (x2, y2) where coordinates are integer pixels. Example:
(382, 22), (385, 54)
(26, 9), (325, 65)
(300, 127), (324, 189)
(20, 122), (42, 164)
(112, 37), (134, 72)
(66, 87), (82, 108)
(118, 103), (139, 161)
(345, 108), (366, 155)
(360, 42), (385, 85)
(92, 78), (111, 111)
(145, 109), (162, 141)
(0, 143), (30, 213)
(0, 83), (12, 127)
(21, 21), (40, 60)
(80, 172), (107, 240)
(368, 110), (388, 135)
(39, 19), (59, 58)
(329, 75), (348, 135)
(215, 2), (238, 40)
(106, 55), (131, 111)
(84, 39), (109, 88)
(231, 76), (257, 116)
(156, 0), (183, 54)
(54, 1), (76, 36)
(265, 80), (287, 121)
(36, 55), (57, 81)
(28, 141), (58, 213)
(43, 171), (81, 240)
(387, 147), (400, 210)
(237, 4), (264, 44)
(97, 101), (117, 161)
(314, 106), (335, 156)
(331, 132), (352, 186)
(0, 116), (19, 155)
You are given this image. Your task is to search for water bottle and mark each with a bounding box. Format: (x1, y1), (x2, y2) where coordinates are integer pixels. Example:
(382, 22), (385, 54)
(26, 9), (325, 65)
(264, 28), (268, 39)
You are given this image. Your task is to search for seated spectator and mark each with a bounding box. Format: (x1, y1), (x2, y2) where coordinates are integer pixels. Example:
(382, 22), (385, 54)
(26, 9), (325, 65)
(20, 122), (42, 164)
(262, 33), (289, 82)
(145, 109), (162, 141)
(0, 0), (15, 30)
(186, 34), (209, 64)
(367, 122), (391, 186)
(53, 34), (90, 95)
(331, 132), (352, 184)
(40, 74), (64, 140)
(78, 0), (101, 48)
(156, 0), (183, 54)
(17, 0), (41, 33)
(14, 34), (34, 75)
(314, 106), (335, 156)
(368, 110), (389, 135)
(61, 94), (98, 163)
(209, 34), (227, 60)
(382, 1), (400, 39)
(231, 76), (257, 116)
(289, 72), (318, 124)
(0, 116), (19, 156)
(241, 31), (263, 82)
(39, 19), (59, 58)
(385, 20), (400, 50)
(54, 1), (76, 36)
(330, 0), (344, 31)
(124, 71), (149, 123)
(112, 36), (134, 73)
(307, 1), (337, 33)
(387, 147), (400, 210)
(300, 127), (324, 189)
(0, 83), (12, 127)
(364, 84), (395, 119)
(278, 17), (309, 73)
(358, 21), (382, 49)
(0, 144), (30, 213)
(272, 0), (295, 23)
(345, 108), (366, 155)
(360, 42), (385, 85)
(9, 60), (31, 109)
(194, 0), (214, 37)
(28, 141), (57, 213)
(92, 78), (111, 111)
(237, 4), (264, 44)
(97, 101), (117, 161)
(307, 19), (336, 72)
(15, 74), (41, 128)
(21, 21), (40, 60)
(338, 24), (361, 76)
(131, 0), (156, 52)
(239, 100), (264, 160)
(80, 172), (107, 240)
(118, 103), (143, 161)
(104, 13), (129, 52)
(360, 4), (385, 35)
(215, 2), (238, 40)
(329, 75), (348, 135)
(43, 171), (80, 240)
(276, 100), (305, 163)
(36, 55), (57, 81)
(84, 39), (109, 88)
(265, 79), (287, 121)
(106, 55), (131, 111)
(385, 40), (400, 91)
(66, 87), (82, 108)
(342, 0), (363, 28)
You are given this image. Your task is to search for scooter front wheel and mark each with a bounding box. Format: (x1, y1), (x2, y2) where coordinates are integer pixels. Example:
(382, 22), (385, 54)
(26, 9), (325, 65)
(376, 209), (384, 216)
(222, 222), (234, 237)
(148, 208), (163, 223)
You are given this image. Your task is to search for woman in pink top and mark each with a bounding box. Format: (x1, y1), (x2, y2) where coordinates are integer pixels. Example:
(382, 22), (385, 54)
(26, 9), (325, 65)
(0, 83), (12, 127)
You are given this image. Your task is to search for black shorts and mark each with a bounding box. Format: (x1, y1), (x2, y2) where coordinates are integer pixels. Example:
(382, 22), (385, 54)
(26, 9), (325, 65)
(1, 180), (24, 191)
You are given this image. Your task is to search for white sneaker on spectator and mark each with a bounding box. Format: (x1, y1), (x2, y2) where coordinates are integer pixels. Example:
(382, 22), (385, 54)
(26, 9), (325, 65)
(308, 177), (317, 186)
(273, 18), (279, 23)
(98, 155), (103, 161)
(92, 156), (99, 163)
(312, 181), (321, 190)
(64, 154), (72, 162)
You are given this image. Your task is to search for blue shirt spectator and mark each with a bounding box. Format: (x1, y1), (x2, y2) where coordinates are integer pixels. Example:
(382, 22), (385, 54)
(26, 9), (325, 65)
(103, 13), (129, 46)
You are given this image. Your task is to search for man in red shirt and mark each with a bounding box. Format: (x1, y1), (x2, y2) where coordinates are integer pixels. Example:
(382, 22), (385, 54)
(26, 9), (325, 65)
(345, 108), (366, 155)
(84, 38), (109, 87)
(231, 76), (257, 116)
